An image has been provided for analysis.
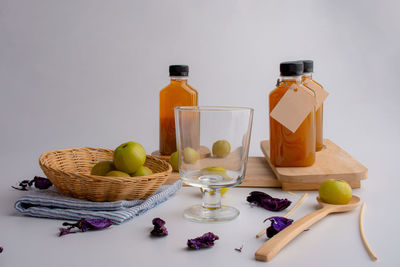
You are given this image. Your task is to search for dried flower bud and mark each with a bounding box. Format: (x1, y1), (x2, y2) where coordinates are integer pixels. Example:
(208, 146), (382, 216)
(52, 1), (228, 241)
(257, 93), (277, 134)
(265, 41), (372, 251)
(32, 176), (52, 189)
(187, 232), (219, 250)
(247, 191), (291, 211)
(150, 218), (168, 236)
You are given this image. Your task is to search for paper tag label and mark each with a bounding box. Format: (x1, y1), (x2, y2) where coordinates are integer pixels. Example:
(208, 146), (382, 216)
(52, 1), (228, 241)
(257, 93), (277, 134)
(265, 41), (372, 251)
(270, 85), (315, 133)
(303, 80), (329, 109)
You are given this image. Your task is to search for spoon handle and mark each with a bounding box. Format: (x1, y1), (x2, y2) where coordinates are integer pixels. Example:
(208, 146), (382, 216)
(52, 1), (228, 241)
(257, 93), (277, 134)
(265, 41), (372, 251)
(255, 207), (332, 262)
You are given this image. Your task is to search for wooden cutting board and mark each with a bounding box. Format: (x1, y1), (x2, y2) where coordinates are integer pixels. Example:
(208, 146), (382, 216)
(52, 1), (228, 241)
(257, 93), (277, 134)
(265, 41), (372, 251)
(260, 139), (368, 190)
(164, 156), (281, 188)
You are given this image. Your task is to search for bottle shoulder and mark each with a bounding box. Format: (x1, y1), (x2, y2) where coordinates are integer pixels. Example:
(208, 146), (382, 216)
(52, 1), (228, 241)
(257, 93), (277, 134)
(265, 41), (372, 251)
(160, 82), (197, 95)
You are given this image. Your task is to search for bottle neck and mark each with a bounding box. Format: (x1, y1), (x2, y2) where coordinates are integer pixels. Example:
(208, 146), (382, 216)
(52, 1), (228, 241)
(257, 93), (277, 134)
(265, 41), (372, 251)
(170, 76), (188, 84)
(280, 75), (302, 82)
(303, 72), (313, 80)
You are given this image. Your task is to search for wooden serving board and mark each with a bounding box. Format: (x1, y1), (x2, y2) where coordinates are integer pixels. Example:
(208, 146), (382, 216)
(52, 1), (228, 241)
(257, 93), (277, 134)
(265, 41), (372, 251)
(164, 156), (281, 188)
(260, 139), (368, 190)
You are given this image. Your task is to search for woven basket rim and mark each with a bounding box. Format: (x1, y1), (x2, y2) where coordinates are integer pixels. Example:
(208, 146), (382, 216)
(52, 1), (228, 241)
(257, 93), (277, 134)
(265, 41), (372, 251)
(39, 147), (172, 182)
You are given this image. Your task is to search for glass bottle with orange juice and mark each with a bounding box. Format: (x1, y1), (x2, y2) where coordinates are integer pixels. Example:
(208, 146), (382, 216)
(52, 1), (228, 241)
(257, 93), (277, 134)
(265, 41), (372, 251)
(159, 65), (198, 155)
(269, 61), (316, 167)
(302, 60), (324, 151)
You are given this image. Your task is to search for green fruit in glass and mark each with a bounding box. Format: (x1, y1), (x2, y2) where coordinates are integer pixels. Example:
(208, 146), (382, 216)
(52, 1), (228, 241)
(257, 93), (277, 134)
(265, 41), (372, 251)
(183, 147), (198, 164)
(212, 140), (231, 158)
(105, 170), (130, 177)
(201, 166), (227, 175)
(91, 161), (115, 176)
(318, 179), (352, 205)
(113, 141), (146, 173)
(132, 166), (153, 177)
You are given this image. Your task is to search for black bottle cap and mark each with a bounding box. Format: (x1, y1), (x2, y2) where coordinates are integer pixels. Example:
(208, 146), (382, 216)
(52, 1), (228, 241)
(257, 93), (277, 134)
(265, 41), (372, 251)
(280, 61), (303, 76)
(302, 60), (314, 73)
(169, 65), (189, 76)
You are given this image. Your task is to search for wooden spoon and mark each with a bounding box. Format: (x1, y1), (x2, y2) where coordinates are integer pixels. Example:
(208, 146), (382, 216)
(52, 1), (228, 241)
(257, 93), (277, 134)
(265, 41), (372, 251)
(255, 195), (361, 262)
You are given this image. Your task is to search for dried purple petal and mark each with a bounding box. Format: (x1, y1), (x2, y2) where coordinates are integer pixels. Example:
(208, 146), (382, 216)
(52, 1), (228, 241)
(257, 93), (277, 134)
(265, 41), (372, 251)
(264, 216), (293, 238)
(187, 232), (219, 250)
(12, 176), (52, 191)
(0, 246), (3, 253)
(247, 191), (291, 211)
(150, 218), (168, 236)
(59, 227), (75, 237)
(59, 218), (114, 236)
(11, 180), (30, 191)
(235, 245), (243, 252)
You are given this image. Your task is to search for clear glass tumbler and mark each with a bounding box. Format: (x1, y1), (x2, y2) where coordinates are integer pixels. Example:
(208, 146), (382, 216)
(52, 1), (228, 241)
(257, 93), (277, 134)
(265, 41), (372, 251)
(175, 106), (254, 222)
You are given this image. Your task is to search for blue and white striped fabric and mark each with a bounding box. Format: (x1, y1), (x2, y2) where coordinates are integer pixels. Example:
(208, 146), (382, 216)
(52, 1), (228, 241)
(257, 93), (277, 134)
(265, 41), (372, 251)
(14, 180), (182, 224)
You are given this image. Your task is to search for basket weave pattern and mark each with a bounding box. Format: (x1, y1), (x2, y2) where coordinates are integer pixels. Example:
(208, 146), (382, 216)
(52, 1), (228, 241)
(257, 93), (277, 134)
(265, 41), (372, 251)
(39, 147), (172, 202)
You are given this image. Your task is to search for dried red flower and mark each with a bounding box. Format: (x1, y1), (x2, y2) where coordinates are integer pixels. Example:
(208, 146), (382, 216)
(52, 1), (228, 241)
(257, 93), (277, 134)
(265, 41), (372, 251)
(187, 232), (219, 250)
(247, 191), (291, 211)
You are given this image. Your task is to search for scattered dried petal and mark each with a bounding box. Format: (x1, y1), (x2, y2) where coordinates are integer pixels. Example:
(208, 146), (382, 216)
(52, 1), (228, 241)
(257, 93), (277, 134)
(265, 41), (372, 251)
(247, 191), (291, 211)
(0, 246), (3, 253)
(264, 216), (293, 238)
(187, 232), (219, 250)
(59, 218), (114, 236)
(12, 176), (52, 191)
(235, 245), (243, 252)
(150, 218), (168, 236)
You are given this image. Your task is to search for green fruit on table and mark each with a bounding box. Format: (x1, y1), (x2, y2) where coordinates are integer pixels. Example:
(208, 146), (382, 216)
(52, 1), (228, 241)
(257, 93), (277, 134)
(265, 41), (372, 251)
(318, 179), (352, 205)
(201, 166), (227, 175)
(169, 152), (179, 172)
(132, 166), (153, 177)
(91, 161), (115, 176)
(105, 170), (130, 177)
(212, 140), (231, 158)
(113, 141), (146, 173)
(183, 147), (199, 164)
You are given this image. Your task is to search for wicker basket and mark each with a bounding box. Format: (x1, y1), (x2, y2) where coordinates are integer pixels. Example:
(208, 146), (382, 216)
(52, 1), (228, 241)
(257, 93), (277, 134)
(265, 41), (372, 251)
(39, 147), (172, 202)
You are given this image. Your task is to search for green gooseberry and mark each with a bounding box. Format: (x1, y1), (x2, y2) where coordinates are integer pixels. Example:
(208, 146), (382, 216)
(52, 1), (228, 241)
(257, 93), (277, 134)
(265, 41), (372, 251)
(169, 152), (179, 172)
(318, 179), (352, 205)
(91, 161), (115, 176)
(113, 141), (146, 173)
(183, 147), (199, 164)
(105, 170), (130, 177)
(212, 140), (231, 158)
(132, 166), (153, 177)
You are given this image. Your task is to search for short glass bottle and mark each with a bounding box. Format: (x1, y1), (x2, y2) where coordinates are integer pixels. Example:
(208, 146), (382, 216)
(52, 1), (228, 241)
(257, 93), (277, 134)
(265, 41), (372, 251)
(159, 65), (198, 155)
(269, 61), (316, 167)
(302, 60), (324, 151)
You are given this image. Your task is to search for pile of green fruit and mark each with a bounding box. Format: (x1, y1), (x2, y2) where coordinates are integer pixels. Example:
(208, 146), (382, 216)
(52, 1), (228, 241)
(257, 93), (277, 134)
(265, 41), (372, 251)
(91, 141), (153, 177)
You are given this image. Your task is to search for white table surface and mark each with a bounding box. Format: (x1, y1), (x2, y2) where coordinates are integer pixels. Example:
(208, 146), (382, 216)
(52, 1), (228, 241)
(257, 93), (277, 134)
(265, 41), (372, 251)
(0, 155), (397, 267)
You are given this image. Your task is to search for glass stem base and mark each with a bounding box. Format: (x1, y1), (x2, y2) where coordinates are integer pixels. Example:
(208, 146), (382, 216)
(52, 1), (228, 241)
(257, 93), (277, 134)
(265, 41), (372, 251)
(183, 189), (240, 222)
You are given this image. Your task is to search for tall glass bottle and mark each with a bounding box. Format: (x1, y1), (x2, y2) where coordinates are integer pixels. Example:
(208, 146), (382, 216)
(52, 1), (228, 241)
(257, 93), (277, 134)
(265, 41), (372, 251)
(159, 65), (198, 155)
(269, 61), (316, 167)
(302, 60), (324, 151)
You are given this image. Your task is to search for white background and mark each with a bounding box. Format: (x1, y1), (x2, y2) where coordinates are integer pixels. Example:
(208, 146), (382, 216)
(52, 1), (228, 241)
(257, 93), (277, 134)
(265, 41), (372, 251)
(0, 0), (399, 266)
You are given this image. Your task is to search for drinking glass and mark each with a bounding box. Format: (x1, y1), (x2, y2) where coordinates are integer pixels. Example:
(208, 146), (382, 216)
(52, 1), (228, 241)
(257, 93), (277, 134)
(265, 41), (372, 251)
(175, 106), (254, 222)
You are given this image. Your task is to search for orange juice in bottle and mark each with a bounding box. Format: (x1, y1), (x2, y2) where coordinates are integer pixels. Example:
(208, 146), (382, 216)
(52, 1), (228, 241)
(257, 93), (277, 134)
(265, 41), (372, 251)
(269, 61), (316, 167)
(160, 65), (198, 155)
(302, 60), (324, 151)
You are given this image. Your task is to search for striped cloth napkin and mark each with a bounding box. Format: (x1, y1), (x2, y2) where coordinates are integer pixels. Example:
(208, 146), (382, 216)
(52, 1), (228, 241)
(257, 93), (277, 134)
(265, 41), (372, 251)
(14, 180), (182, 224)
